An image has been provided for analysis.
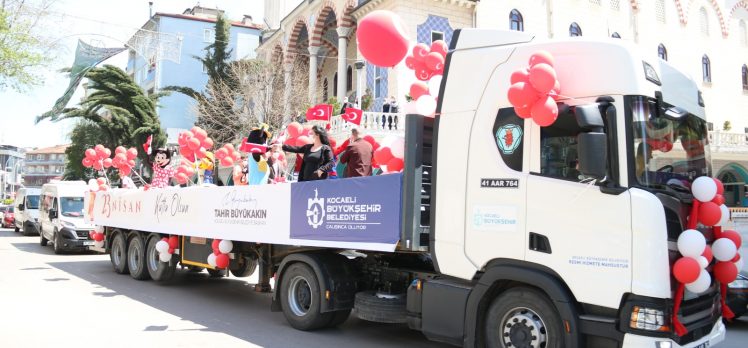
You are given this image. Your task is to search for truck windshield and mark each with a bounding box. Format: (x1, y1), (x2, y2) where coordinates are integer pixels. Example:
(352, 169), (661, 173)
(629, 96), (711, 190)
(60, 197), (85, 217)
(26, 195), (40, 209)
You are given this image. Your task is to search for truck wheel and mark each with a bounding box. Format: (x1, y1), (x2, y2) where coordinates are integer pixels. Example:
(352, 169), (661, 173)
(354, 291), (407, 324)
(326, 309), (352, 328)
(127, 234), (151, 280)
(39, 231), (48, 246)
(484, 287), (563, 348)
(146, 234), (176, 283)
(207, 269), (226, 277)
(280, 263), (333, 331)
(110, 232), (128, 274)
(53, 231), (64, 255)
(229, 256), (257, 278)
(15, 225), (19, 232)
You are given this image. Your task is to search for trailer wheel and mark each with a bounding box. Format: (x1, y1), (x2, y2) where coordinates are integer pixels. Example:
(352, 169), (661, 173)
(110, 232), (128, 274)
(146, 234), (176, 283)
(127, 234), (151, 280)
(484, 287), (563, 348)
(280, 263), (333, 331)
(229, 256), (257, 278)
(354, 291), (407, 324)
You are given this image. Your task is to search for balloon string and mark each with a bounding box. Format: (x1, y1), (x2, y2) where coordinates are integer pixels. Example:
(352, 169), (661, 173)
(673, 283), (687, 336)
(721, 283), (735, 320)
(687, 200), (701, 229)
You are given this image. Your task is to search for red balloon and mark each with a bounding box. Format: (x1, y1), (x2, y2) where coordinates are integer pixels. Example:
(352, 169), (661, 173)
(714, 178), (724, 195)
(386, 157), (404, 172)
(412, 43), (430, 61)
(711, 194), (725, 206)
(374, 147), (394, 165)
(722, 230), (743, 249)
(102, 158), (113, 168)
(98, 184), (108, 191)
(168, 236), (179, 249)
(115, 146), (127, 155)
(698, 201), (722, 226)
(177, 136), (188, 147)
(531, 96), (559, 127)
(507, 82), (541, 109)
(201, 138), (214, 150)
(362, 135), (379, 150)
(103, 148), (112, 159)
(231, 151), (242, 161)
(510, 69), (530, 85)
(415, 67), (433, 82)
(196, 147), (207, 159)
(405, 56), (416, 69)
(211, 239), (221, 250)
(92, 161), (103, 171)
(119, 167), (131, 176)
(702, 246), (713, 263)
(82, 158), (93, 168)
(430, 40), (448, 58)
(529, 50), (555, 67)
(357, 11), (410, 67)
(295, 136), (312, 146)
(220, 158), (234, 167)
(409, 81), (430, 100)
(93, 232), (105, 242)
(187, 138), (201, 151)
(215, 253), (230, 269)
(286, 122), (303, 138)
(732, 253), (741, 263)
(85, 149), (97, 159)
(528, 63), (557, 94)
(126, 148), (138, 160)
(424, 52), (445, 71)
(714, 261), (738, 283)
(215, 148), (228, 160)
(514, 105), (532, 119)
(673, 257), (701, 284)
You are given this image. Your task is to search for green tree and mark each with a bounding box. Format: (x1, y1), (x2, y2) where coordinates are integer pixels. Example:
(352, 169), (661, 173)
(723, 120), (732, 132)
(37, 65), (167, 178)
(0, 0), (59, 91)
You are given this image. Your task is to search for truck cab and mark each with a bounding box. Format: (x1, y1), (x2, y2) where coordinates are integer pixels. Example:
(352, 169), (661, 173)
(14, 187), (41, 236)
(39, 181), (94, 253)
(406, 29), (723, 347)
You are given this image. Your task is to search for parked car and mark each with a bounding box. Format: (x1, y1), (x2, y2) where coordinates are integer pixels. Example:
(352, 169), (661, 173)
(39, 181), (94, 253)
(14, 188), (41, 235)
(1, 206), (14, 228)
(727, 271), (748, 319)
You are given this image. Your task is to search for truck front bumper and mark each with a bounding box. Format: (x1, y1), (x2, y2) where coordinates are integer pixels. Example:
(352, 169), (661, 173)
(622, 321), (725, 348)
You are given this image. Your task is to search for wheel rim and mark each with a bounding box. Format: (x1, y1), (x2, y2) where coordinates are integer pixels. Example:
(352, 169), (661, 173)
(147, 241), (160, 271)
(499, 307), (548, 348)
(287, 275), (312, 317)
(128, 241), (141, 272)
(112, 239), (123, 266)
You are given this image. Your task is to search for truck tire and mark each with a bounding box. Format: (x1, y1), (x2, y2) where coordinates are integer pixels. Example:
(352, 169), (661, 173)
(354, 291), (407, 324)
(229, 256), (257, 278)
(207, 269), (226, 277)
(15, 225), (19, 232)
(326, 309), (352, 328)
(22, 223), (34, 236)
(127, 234), (151, 280)
(280, 263), (333, 331)
(146, 234), (176, 283)
(484, 287), (563, 348)
(53, 231), (64, 255)
(39, 231), (48, 246)
(110, 232), (128, 274)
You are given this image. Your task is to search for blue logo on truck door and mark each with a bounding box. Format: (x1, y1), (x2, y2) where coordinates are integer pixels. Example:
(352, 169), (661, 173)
(496, 124), (523, 155)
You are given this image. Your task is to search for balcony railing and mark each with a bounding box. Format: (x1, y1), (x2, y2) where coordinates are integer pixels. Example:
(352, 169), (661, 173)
(326, 112), (405, 141)
(709, 131), (748, 152)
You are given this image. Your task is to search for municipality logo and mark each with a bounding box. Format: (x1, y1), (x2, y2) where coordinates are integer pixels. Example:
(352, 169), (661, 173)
(306, 189), (325, 229)
(496, 124), (523, 155)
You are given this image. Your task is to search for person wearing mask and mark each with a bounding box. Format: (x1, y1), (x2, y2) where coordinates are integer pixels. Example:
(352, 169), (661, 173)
(340, 128), (373, 178)
(280, 126), (334, 181)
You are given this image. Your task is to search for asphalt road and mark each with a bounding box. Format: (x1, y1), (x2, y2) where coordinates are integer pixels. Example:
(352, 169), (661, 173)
(0, 228), (746, 348)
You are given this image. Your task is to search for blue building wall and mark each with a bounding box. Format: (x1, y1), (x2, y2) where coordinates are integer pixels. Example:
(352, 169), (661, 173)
(127, 15), (260, 137)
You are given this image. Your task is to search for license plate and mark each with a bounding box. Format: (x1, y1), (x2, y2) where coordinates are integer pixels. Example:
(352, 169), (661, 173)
(695, 341), (710, 348)
(83, 241), (94, 246)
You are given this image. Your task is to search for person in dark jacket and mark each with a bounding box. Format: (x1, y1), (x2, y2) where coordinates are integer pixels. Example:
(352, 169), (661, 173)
(340, 128), (373, 177)
(281, 126), (334, 181)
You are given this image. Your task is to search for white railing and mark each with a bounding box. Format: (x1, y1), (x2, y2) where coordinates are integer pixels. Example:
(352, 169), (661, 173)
(709, 131), (748, 152)
(326, 112), (405, 141)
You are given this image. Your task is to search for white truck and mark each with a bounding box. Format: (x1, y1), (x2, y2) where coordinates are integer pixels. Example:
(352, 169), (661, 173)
(86, 29), (725, 348)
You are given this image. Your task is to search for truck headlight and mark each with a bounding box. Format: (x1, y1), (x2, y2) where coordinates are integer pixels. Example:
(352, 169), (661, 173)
(60, 221), (76, 229)
(629, 306), (670, 332)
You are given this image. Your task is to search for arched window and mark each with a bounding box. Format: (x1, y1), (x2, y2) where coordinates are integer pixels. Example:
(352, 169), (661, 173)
(699, 7), (709, 36)
(742, 64), (748, 91)
(323, 78), (329, 101)
(510, 9), (524, 32)
(702, 55), (711, 83)
(346, 65), (353, 92)
(611, 32), (621, 39)
(569, 22), (582, 37)
(333, 72), (338, 99)
(658, 44), (668, 61)
(740, 20), (747, 47)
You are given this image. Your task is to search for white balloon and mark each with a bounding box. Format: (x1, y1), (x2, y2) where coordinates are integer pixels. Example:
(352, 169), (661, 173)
(218, 240), (234, 254)
(94, 240), (105, 248)
(207, 253), (217, 267)
(88, 179), (99, 192)
(685, 269), (712, 294)
(94, 225), (104, 233)
(390, 137), (405, 159)
(692, 176), (717, 202)
(415, 95), (437, 116)
(404, 101), (418, 114)
(155, 240), (169, 254)
(736, 256), (745, 273)
(677, 229), (706, 258)
(697, 256), (709, 269)
(427, 75), (443, 97)
(713, 238), (737, 262)
(718, 204), (730, 226)
(159, 252), (172, 263)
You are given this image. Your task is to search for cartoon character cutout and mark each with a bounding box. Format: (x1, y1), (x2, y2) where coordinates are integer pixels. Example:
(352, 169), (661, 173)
(240, 123), (272, 185)
(151, 148), (175, 188)
(198, 151), (215, 185)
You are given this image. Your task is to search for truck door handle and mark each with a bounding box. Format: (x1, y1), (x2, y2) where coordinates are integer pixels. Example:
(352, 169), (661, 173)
(529, 232), (552, 254)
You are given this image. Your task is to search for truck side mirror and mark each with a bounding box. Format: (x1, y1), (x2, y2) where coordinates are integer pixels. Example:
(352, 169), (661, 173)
(574, 104), (604, 130)
(577, 133), (608, 179)
(49, 209), (57, 219)
(18, 204), (24, 211)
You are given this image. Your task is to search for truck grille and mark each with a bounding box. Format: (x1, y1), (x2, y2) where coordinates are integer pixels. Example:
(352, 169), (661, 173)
(674, 286), (721, 345)
(75, 230), (90, 238)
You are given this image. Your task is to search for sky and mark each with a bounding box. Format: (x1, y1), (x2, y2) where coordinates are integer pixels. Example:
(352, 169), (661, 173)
(0, 0), (264, 149)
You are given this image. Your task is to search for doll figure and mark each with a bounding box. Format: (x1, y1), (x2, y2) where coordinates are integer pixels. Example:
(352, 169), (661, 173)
(150, 148), (175, 188)
(198, 151), (215, 185)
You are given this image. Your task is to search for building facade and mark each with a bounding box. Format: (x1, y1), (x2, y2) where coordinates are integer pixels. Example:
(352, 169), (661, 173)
(127, 6), (262, 143)
(0, 145), (26, 200)
(23, 145), (69, 188)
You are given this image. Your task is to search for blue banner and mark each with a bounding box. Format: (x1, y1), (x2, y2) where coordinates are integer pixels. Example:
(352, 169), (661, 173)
(290, 174), (403, 244)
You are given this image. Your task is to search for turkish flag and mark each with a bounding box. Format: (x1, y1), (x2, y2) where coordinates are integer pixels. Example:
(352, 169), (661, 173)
(306, 104), (333, 121)
(239, 137), (268, 154)
(142, 134), (153, 155)
(341, 107), (363, 125)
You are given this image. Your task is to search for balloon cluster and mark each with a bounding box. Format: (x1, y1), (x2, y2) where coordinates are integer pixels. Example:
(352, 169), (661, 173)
(207, 239), (232, 269)
(88, 225), (105, 248)
(372, 136), (405, 173)
(155, 235), (179, 263)
(82, 144), (138, 179)
(175, 159), (196, 185)
(177, 126), (214, 161)
(82, 145), (111, 170)
(215, 143), (241, 167)
(507, 51), (562, 127)
(403, 41), (448, 117)
(87, 178), (110, 192)
(112, 146), (138, 177)
(283, 122), (314, 147)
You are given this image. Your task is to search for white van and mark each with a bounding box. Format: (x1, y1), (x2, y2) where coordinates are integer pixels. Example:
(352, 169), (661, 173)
(14, 188), (41, 236)
(39, 181), (94, 254)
